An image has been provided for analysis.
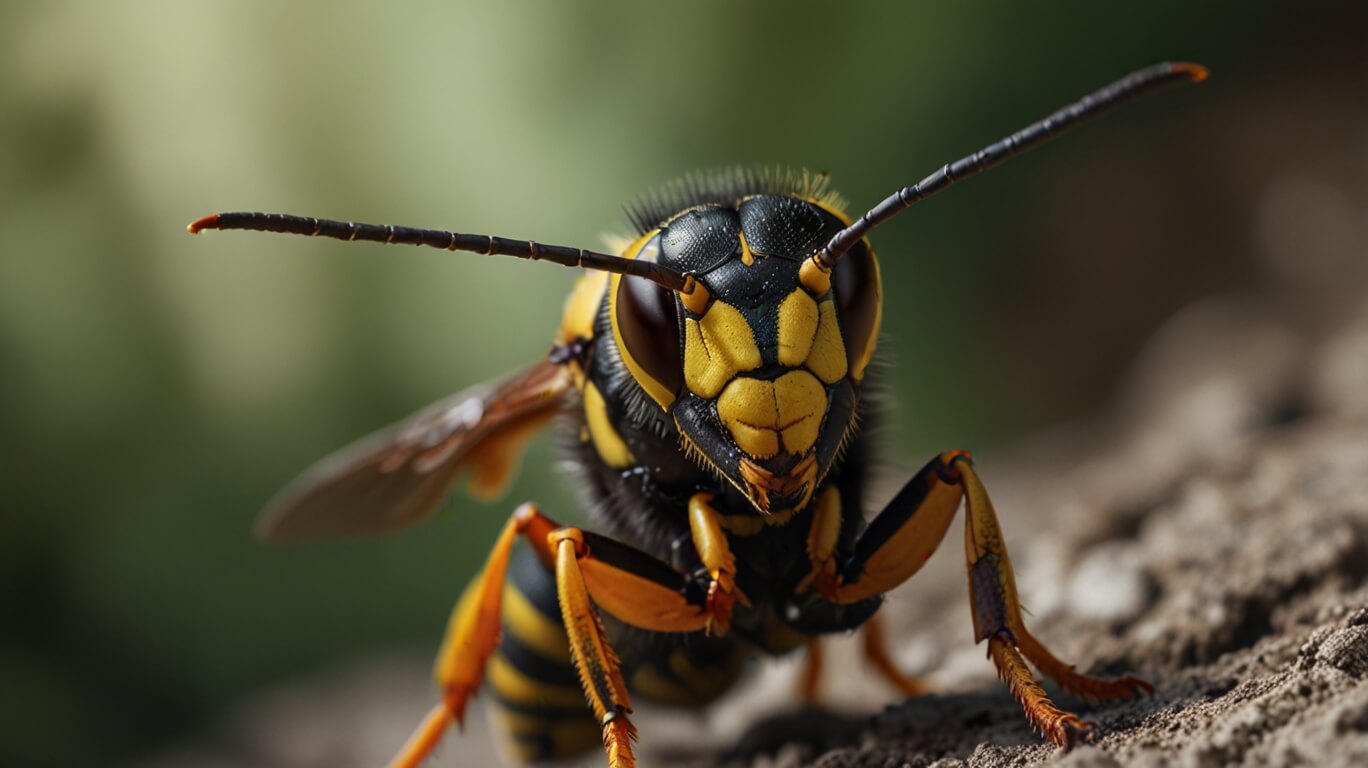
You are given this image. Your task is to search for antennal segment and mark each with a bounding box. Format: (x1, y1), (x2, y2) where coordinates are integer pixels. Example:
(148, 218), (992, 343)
(187, 211), (692, 292)
(815, 61), (1208, 270)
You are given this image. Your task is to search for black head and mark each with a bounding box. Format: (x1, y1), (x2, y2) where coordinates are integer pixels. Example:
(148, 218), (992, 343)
(610, 187), (882, 516)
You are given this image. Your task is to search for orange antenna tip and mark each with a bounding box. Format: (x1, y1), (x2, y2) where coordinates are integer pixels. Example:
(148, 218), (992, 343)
(187, 213), (220, 234)
(1174, 62), (1210, 83)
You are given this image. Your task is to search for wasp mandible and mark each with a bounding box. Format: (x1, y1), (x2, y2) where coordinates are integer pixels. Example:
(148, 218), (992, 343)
(189, 62), (1207, 767)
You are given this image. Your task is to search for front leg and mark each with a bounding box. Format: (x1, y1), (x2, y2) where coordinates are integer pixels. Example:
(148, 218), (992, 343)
(794, 487), (928, 700)
(687, 493), (751, 635)
(800, 451), (1151, 746)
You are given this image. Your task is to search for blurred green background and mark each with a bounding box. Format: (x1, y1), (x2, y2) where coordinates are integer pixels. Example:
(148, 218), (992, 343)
(2, 1), (1364, 765)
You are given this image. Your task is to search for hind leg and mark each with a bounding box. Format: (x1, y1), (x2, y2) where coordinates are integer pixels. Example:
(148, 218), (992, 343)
(795, 612), (926, 704)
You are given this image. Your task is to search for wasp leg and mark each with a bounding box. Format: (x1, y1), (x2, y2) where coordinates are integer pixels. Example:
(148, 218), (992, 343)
(390, 502), (718, 768)
(797, 639), (824, 703)
(792, 614), (926, 704)
(388, 503), (560, 768)
(794, 487), (843, 600)
(802, 451), (1150, 746)
(688, 493), (753, 635)
(861, 611), (928, 697)
(549, 529), (638, 768)
(801, 454), (966, 605)
(1013, 624), (1153, 703)
(549, 523), (738, 767)
(955, 459), (1152, 725)
(793, 488), (926, 701)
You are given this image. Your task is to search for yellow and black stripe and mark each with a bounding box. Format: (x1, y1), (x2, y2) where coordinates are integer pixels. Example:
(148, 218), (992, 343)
(623, 639), (746, 709)
(488, 549), (600, 764)
(489, 546), (752, 764)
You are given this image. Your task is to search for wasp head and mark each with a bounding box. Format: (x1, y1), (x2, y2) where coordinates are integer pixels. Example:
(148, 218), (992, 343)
(611, 195), (882, 518)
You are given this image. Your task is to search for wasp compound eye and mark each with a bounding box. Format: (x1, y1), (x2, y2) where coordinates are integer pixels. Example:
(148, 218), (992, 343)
(834, 241), (882, 382)
(612, 232), (683, 407)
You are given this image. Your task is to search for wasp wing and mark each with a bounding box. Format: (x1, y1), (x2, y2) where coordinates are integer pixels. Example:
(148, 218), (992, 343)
(256, 357), (574, 542)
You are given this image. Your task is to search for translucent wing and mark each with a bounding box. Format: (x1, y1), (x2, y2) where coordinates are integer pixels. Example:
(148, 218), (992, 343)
(256, 358), (574, 542)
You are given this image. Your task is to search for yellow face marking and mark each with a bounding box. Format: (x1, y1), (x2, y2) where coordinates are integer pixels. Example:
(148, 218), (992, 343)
(683, 300), (762, 399)
(774, 370), (825, 454)
(716, 370), (827, 458)
(804, 195), (882, 382)
(738, 231), (756, 266)
(778, 289), (847, 384)
(582, 380), (634, 468)
(777, 290), (818, 367)
(716, 377), (780, 458)
(808, 299), (849, 384)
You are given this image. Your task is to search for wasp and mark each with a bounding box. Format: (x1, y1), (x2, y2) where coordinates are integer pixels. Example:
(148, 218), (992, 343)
(189, 62), (1206, 767)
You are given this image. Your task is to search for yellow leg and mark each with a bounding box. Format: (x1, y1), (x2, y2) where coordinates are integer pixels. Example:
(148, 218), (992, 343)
(386, 703), (456, 768)
(387, 503), (558, 768)
(1014, 627), (1153, 703)
(551, 529), (638, 768)
(388, 499), (719, 768)
(799, 452), (1150, 746)
(988, 635), (1091, 745)
(547, 516), (768, 765)
(794, 486), (843, 600)
(797, 639), (824, 703)
(957, 458), (1152, 703)
(861, 612), (927, 698)
(688, 493), (753, 635)
(389, 492), (762, 768)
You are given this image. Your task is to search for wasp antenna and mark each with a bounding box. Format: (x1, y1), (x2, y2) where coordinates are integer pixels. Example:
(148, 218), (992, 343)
(186, 213), (220, 234)
(815, 61), (1209, 269)
(186, 210), (692, 292)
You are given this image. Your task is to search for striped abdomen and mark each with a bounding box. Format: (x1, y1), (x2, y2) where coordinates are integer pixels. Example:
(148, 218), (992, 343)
(487, 549), (748, 763)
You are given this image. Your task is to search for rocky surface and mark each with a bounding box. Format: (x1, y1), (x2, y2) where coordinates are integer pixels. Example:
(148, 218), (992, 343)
(138, 298), (1368, 768)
